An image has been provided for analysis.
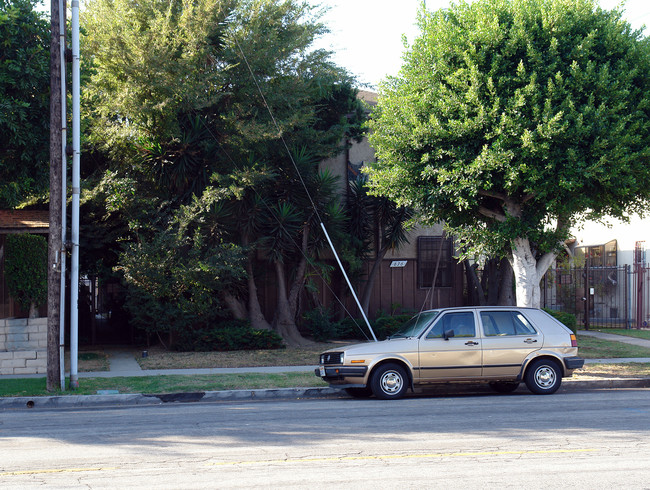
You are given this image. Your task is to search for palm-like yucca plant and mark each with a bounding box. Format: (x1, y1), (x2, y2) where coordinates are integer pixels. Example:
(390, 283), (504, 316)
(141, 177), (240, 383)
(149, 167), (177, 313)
(345, 176), (414, 314)
(138, 115), (218, 201)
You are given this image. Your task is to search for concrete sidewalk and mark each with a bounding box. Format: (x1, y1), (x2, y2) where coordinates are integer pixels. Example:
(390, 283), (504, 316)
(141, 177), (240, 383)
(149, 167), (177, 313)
(578, 329), (650, 349)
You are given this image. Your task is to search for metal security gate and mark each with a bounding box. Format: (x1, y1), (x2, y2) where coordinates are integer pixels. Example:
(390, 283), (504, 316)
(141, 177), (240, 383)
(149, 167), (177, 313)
(542, 265), (650, 329)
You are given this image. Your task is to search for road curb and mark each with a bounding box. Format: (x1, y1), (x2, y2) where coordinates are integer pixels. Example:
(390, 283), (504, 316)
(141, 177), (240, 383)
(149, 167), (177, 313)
(562, 378), (650, 390)
(1, 379), (648, 410)
(0, 386), (344, 410)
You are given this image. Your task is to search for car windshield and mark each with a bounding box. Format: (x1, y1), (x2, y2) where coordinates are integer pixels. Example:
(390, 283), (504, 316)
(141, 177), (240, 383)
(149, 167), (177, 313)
(389, 311), (441, 339)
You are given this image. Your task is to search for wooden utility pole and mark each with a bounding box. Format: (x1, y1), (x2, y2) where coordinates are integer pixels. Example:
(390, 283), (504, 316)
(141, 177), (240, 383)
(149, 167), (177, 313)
(47, 0), (63, 392)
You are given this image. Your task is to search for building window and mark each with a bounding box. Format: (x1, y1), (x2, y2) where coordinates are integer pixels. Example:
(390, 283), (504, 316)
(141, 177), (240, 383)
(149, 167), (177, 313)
(576, 239), (617, 267)
(418, 236), (453, 288)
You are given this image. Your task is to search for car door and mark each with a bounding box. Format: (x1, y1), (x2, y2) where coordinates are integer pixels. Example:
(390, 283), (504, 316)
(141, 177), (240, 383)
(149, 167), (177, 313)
(479, 310), (543, 378)
(417, 310), (482, 380)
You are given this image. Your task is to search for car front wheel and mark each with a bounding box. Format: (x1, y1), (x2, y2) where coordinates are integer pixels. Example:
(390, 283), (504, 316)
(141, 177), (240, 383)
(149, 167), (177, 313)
(525, 359), (561, 394)
(370, 363), (409, 400)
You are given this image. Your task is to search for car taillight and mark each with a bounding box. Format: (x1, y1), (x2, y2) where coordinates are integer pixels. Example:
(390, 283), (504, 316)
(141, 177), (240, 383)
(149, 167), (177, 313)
(570, 334), (578, 347)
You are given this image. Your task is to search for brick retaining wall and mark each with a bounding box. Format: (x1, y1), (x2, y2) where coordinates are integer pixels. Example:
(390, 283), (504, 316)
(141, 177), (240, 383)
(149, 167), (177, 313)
(0, 318), (47, 375)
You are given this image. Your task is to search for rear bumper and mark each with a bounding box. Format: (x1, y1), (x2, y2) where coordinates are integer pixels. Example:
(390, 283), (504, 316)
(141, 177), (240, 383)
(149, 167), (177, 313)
(564, 356), (585, 370)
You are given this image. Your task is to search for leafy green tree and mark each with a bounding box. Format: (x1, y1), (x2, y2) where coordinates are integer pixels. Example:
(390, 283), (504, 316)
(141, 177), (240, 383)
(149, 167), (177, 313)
(0, 0), (50, 207)
(81, 0), (364, 345)
(367, 0), (650, 307)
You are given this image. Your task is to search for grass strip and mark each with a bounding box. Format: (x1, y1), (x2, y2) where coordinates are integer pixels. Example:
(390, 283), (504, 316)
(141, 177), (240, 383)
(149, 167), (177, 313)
(574, 363), (650, 378)
(577, 335), (650, 358)
(0, 372), (326, 397)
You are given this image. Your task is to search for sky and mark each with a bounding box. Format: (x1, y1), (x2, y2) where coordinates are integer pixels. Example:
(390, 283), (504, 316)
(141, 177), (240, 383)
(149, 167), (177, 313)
(309, 0), (650, 88)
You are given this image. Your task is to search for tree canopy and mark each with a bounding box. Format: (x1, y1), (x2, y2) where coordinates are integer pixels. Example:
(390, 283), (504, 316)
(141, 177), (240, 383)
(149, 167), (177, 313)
(81, 0), (366, 345)
(0, 0), (50, 208)
(366, 0), (650, 307)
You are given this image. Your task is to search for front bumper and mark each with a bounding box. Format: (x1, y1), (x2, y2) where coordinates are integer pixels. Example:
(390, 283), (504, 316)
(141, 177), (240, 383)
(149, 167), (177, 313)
(315, 365), (368, 384)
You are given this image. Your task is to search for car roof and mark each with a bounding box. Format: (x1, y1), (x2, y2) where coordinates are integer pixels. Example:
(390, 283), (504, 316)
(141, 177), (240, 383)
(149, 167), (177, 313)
(422, 306), (539, 313)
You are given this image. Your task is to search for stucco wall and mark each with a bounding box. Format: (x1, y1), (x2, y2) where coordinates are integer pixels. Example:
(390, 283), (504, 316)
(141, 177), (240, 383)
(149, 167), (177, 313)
(0, 317), (47, 375)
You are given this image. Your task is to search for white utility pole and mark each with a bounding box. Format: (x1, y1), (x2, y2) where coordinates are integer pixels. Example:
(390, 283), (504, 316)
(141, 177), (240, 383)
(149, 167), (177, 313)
(69, 0), (81, 389)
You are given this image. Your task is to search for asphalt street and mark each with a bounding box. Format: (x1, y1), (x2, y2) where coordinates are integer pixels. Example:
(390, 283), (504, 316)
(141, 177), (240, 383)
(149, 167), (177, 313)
(1, 389), (649, 488)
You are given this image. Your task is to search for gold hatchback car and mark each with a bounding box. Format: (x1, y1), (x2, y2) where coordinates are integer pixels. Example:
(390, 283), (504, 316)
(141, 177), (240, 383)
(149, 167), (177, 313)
(316, 307), (584, 399)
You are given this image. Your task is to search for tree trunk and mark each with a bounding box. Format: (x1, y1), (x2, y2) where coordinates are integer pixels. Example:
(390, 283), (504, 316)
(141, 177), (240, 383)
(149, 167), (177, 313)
(510, 237), (556, 308)
(222, 292), (247, 320)
(484, 258), (499, 305)
(272, 260), (309, 346)
(29, 302), (39, 319)
(463, 260), (485, 306)
(287, 224), (310, 316)
(359, 247), (387, 314)
(240, 234), (271, 330)
(497, 258), (515, 306)
(245, 258), (271, 330)
(47, 0), (63, 392)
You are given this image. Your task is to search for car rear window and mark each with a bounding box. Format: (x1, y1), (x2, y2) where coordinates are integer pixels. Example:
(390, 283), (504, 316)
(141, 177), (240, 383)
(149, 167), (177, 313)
(480, 311), (537, 336)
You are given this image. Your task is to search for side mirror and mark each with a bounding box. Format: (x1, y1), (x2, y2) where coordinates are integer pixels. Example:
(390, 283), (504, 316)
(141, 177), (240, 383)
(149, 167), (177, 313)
(443, 329), (455, 341)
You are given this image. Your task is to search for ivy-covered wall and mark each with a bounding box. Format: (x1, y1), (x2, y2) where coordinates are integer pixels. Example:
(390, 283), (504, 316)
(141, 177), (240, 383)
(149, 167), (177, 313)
(4, 233), (47, 317)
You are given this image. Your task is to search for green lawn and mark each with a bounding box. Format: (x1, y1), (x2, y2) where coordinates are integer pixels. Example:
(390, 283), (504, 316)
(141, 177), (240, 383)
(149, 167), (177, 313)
(577, 335), (650, 359)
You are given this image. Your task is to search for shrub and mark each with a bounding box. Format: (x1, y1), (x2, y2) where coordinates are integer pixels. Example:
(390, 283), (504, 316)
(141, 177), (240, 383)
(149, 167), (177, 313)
(4, 233), (47, 316)
(303, 307), (339, 342)
(335, 317), (369, 340)
(321, 312), (414, 342)
(174, 320), (284, 352)
(373, 313), (413, 339)
(543, 308), (578, 334)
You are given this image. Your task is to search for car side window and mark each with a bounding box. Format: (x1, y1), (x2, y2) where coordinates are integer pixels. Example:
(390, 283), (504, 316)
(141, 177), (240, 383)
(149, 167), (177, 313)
(513, 312), (537, 335)
(481, 311), (538, 336)
(427, 312), (475, 338)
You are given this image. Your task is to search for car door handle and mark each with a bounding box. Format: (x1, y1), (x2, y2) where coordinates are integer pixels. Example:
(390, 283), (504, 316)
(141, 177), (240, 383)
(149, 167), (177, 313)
(524, 339), (538, 344)
(465, 341), (479, 346)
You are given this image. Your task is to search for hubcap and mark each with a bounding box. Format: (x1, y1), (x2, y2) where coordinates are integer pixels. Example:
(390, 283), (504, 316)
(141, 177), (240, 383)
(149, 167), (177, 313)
(535, 366), (556, 388)
(380, 371), (403, 394)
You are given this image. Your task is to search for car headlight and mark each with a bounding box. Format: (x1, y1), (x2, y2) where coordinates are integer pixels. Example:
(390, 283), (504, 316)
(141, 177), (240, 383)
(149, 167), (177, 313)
(320, 352), (344, 364)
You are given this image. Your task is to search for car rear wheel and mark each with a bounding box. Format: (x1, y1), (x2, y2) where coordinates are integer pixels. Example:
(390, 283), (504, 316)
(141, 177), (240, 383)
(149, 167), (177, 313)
(344, 387), (373, 398)
(489, 381), (519, 393)
(525, 359), (562, 394)
(370, 363), (409, 400)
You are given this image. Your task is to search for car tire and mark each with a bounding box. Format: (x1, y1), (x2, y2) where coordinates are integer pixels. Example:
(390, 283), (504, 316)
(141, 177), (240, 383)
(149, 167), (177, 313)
(524, 358), (562, 395)
(344, 387), (373, 398)
(370, 363), (409, 400)
(489, 382), (519, 393)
